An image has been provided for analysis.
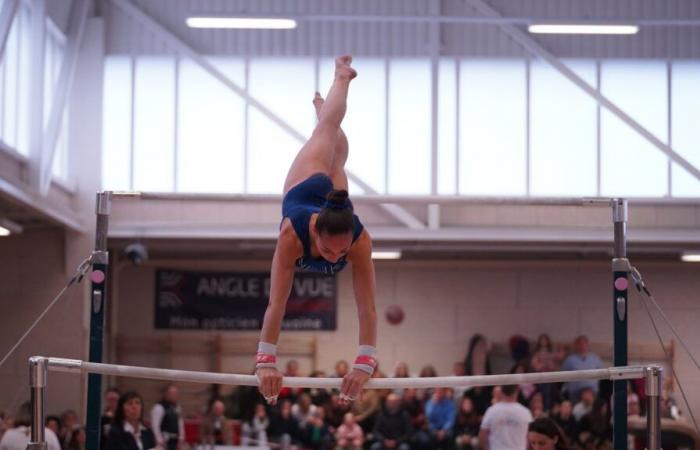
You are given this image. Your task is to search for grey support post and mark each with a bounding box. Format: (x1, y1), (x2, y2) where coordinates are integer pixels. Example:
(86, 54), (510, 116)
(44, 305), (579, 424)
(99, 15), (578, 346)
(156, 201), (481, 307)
(645, 366), (662, 450)
(27, 356), (47, 450)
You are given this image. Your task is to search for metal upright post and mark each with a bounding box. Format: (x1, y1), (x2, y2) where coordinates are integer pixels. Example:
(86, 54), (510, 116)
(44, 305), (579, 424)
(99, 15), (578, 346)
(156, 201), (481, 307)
(27, 357), (47, 450)
(611, 198), (629, 450)
(85, 192), (112, 450)
(645, 366), (662, 450)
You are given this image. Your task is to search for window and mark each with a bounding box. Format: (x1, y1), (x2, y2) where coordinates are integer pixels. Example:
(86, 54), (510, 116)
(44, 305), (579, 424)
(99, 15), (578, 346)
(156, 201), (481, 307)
(102, 56), (132, 190)
(438, 58), (457, 195)
(671, 62), (700, 197)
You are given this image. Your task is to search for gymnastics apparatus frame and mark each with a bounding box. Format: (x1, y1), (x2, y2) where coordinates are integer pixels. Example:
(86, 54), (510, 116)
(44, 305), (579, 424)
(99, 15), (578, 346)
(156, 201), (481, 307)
(25, 192), (659, 450)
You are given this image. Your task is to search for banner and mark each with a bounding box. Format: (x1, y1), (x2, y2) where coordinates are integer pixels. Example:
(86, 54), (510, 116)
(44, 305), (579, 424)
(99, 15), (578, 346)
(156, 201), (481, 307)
(155, 269), (336, 330)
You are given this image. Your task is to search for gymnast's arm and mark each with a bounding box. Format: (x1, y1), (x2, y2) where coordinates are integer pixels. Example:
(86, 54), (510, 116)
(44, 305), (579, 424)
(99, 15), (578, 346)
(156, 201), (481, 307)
(342, 230), (378, 400)
(257, 221), (299, 402)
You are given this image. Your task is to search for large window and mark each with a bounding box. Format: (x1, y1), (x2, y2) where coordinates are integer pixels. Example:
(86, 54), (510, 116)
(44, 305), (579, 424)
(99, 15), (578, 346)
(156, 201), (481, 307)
(102, 55), (700, 198)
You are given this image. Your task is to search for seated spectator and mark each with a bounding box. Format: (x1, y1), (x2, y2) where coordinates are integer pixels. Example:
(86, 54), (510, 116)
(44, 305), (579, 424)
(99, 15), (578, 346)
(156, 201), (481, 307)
(335, 413), (363, 450)
(552, 400), (577, 444)
(323, 394), (349, 431)
(105, 392), (157, 450)
(401, 389), (426, 432)
(572, 388), (595, 422)
(199, 398), (233, 445)
(351, 385), (382, 433)
(66, 427), (86, 450)
(293, 393), (318, 429)
(241, 403), (270, 447)
(309, 370), (331, 407)
(45, 416), (61, 440)
(530, 334), (564, 410)
(279, 360), (302, 402)
(510, 362), (536, 403)
(303, 409), (332, 450)
(0, 402), (61, 450)
(463, 334), (494, 417)
(393, 362), (410, 378)
(577, 399), (612, 450)
(529, 393), (546, 419)
(527, 418), (569, 450)
(452, 362), (468, 399)
(371, 393), (412, 450)
(268, 400), (301, 447)
(101, 388), (120, 450)
(479, 385), (532, 450)
(334, 360), (349, 378)
(417, 365), (438, 402)
(561, 336), (602, 403)
(60, 410), (80, 450)
(425, 388), (455, 449)
(0, 411), (9, 442)
(453, 397), (479, 450)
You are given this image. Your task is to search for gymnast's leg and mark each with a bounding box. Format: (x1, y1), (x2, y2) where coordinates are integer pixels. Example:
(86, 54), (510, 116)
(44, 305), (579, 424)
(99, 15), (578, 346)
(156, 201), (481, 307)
(283, 55), (356, 195)
(312, 92), (349, 192)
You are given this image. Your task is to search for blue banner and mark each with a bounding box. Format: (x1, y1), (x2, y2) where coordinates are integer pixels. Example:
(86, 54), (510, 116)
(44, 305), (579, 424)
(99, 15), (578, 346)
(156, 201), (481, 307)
(155, 269), (337, 330)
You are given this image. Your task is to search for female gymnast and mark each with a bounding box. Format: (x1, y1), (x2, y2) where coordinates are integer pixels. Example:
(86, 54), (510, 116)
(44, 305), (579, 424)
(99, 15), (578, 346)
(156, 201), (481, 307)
(255, 56), (377, 405)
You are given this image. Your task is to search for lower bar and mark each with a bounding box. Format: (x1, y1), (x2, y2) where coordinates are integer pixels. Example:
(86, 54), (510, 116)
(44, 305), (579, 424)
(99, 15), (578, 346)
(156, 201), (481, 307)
(646, 366), (662, 450)
(27, 356), (47, 450)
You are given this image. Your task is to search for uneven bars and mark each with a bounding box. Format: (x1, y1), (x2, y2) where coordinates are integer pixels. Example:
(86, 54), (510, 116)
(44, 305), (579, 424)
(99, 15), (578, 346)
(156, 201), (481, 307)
(45, 357), (644, 389)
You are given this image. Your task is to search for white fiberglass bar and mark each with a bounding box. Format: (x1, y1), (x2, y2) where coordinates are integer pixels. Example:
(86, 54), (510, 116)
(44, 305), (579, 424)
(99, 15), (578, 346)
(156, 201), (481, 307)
(45, 357), (645, 389)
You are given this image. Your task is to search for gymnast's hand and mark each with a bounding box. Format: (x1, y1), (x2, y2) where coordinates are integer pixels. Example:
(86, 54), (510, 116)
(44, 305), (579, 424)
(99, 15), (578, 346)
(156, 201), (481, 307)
(340, 368), (370, 405)
(256, 366), (283, 405)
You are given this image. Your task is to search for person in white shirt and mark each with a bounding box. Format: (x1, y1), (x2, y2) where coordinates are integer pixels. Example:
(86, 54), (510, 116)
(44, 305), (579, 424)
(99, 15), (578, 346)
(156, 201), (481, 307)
(0, 402), (61, 450)
(149, 385), (184, 450)
(479, 385), (533, 450)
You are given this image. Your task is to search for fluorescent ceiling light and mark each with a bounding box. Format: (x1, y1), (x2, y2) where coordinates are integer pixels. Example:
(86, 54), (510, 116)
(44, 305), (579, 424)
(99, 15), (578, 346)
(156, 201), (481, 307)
(681, 253), (700, 263)
(372, 250), (402, 260)
(186, 17), (297, 29)
(528, 24), (639, 35)
(0, 218), (22, 236)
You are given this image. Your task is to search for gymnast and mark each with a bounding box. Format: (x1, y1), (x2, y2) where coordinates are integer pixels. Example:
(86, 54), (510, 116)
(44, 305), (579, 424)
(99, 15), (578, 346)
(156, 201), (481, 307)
(255, 56), (377, 405)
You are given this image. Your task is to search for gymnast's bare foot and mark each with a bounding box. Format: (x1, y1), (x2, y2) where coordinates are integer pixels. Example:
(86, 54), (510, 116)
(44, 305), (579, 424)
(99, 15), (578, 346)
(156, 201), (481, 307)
(335, 55), (357, 81)
(313, 92), (324, 117)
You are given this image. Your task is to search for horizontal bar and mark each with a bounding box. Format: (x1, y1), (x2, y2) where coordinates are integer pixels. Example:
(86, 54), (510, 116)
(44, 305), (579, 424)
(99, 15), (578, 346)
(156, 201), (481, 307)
(45, 357), (646, 389)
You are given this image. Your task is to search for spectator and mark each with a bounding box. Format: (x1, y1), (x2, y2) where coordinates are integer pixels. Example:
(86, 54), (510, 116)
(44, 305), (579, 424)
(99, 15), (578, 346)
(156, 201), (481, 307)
(101, 388), (120, 450)
(293, 393), (318, 429)
(452, 362), (468, 399)
(425, 388), (455, 449)
(334, 361), (349, 379)
(371, 393), (412, 450)
(45, 416), (61, 440)
(335, 413), (363, 450)
(529, 393), (546, 419)
(241, 404), (269, 447)
(417, 365), (437, 402)
(323, 394), (349, 431)
(479, 385), (532, 450)
(0, 411), (9, 442)
(351, 383), (382, 433)
(199, 398), (233, 445)
(464, 334), (493, 417)
(490, 386), (503, 406)
(105, 391), (157, 450)
(309, 370), (332, 407)
(0, 402), (61, 450)
(225, 382), (259, 422)
(530, 334), (563, 410)
(552, 401), (577, 444)
(60, 410), (80, 449)
(279, 360), (302, 402)
(150, 384), (184, 450)
(401, 389), (426, 432)
(303, 409), (332, 450)
(66, 428), (86, 450)
(453, 397), (479, 450)
(561, 336), (602, 403)
(393, 362), (410, 378)
(577, 400), (612, 449)
(510, 362), (536, 403)
(572, 388), (595, 422)
(268, 400), (301, 448)
(527, 418), (569, 450)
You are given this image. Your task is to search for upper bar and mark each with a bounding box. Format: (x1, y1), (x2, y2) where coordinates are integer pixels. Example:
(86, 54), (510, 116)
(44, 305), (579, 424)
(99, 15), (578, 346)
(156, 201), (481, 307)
(45, 357), (646, 389)
(105, 191), (700, 207)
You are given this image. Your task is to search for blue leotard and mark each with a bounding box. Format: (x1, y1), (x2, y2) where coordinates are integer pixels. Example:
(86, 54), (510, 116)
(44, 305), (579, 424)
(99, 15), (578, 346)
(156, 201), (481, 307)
(282, 173), (364, 274)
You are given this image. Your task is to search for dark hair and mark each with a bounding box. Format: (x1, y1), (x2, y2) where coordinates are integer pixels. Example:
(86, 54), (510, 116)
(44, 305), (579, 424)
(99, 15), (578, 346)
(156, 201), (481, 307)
(535, 334), (553, 353)
(46, 415), (62, 428)
(14, 402), (32, 427)
(315, 190), (355, 236)
(114, 391), (143, 426)
(106, 387), (121, 396)
(528, 418), (569, 450)
(502, 384), (519, 397)
(464, 334), (492, 376)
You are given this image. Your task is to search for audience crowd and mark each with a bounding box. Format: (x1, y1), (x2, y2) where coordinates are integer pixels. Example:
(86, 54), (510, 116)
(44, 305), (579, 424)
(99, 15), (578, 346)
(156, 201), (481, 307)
(0, 334), (683, 450)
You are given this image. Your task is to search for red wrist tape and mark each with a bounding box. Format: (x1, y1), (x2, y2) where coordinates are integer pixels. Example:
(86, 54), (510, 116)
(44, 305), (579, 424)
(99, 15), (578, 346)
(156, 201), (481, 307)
(256, 353), (276, 365)
(354, 355), (377, 369)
